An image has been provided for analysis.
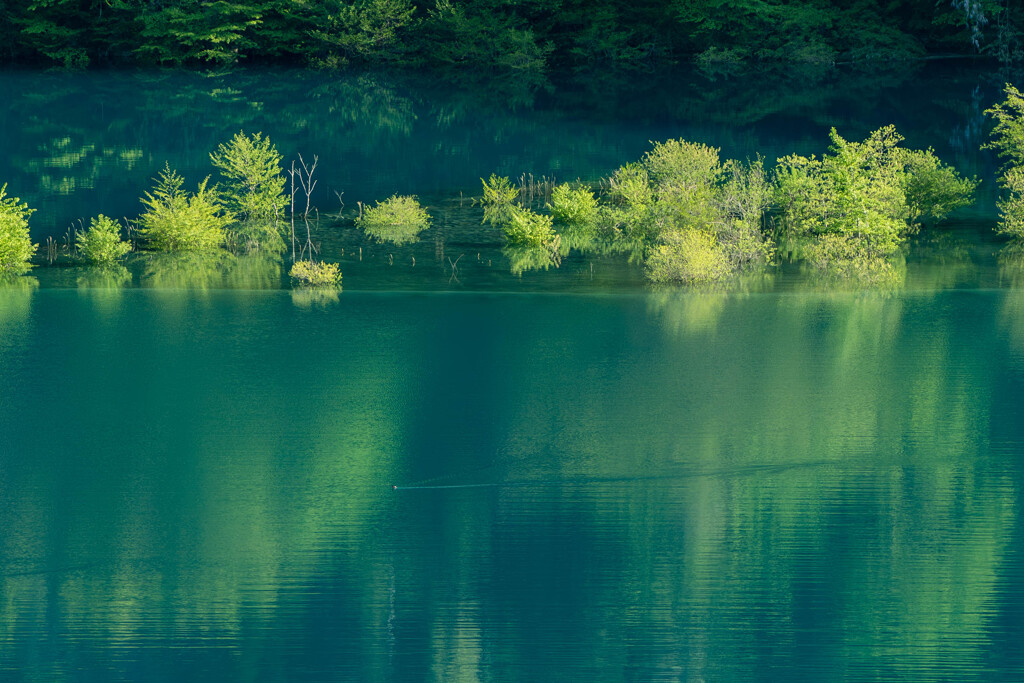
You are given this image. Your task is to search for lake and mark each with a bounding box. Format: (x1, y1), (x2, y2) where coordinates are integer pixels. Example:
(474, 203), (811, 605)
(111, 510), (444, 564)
(2, 63), (1024, 680)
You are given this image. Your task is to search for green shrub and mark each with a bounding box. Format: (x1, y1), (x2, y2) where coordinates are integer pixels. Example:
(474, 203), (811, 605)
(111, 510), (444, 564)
(289, 259), (341, 286)
(503, 206), (557, 247)
(646, 229), (732, 284)
(605, 163), (655, 239)
(481, 174), (519, 226)
(900, 148), (978, 223)
(997, 167), (1024, 238)
(774, 127), (908, 256)
(210, 131), (287, 221)
(0, 184), (37, 275)
(984, 84), (1024, 171)
(139, 164), (232, 252)
(549, 183), (598, 226)
(359, 194), (430, 244)
(774, 126), (973, 259)
(715, 158), (775, 264)
(76, 214), (132, 264)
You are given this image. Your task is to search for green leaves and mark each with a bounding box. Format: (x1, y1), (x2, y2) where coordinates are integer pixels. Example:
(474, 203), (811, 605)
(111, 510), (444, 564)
(139, 164), (232, 252)
(76, 215), (132, 265)
(775, 126), (976, 259)
(0, 184), (37, 276)
(210, 131), (286, 221)
(986, 84), (1024, 238)
(358, 195), (431, 245)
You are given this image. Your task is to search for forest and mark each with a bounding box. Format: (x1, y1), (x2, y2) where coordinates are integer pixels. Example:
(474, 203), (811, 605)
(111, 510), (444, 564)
(1, 0), (1021, 70)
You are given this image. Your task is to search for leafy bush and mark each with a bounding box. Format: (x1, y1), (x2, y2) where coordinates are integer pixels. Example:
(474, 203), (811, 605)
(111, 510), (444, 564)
(139, 164), (232, 252)
(901, 148), (979, 223)
(480, 175), (519, 226)
(289, 259), (341, 286)
(210, 131), (286, 221)
(774, 126), (975, 259)
(76, 214), (132, 265)
(549, 183), (598, 226)
(646, 229), (732, 284)
(774, 127), (908, 257)
(997, 167), (1024, 238)
(503, 206), (557, 248)
(359, 195), (430, 244)
(0, 184), (36, 275)
(986, 85), (1024, 237)
(984, 84), (1024, 171)
(715, 158), (775, 264)
(605, 163), (654, 238)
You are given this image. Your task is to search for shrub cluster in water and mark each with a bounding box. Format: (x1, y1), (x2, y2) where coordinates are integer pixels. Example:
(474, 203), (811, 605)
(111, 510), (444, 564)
(0, 184), (36, 276)
(0, 116), (998, 288)
(482, 125), (978, 283)
(358, 195), (430, 245)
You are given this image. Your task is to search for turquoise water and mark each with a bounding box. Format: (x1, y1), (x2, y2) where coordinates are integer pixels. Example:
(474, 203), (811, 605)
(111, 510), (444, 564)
(3, 64), (1024, 680)
(2, 287), (1024, 680)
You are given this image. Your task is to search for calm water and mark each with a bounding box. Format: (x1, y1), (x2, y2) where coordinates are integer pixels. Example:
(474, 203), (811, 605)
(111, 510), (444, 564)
(3, 63), (1024, 680)
(2, 287), (1024, 680)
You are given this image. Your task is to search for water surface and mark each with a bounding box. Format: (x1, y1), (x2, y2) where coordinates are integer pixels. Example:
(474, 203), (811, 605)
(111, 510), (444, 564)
(2, 287), (1024, 680)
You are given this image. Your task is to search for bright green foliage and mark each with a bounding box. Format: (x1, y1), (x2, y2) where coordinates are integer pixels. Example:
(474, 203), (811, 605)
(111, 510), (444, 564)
(480, 175), (520, 227)
(775, 126), (975, 259)
(603, 140), (773, 278)
(646, 229), (732, 284)
(996, 167), (1024, 238)
(549, 184), (598, 226)
(0, 185), (37, 275)
(776, 126), (907, 255)
(210, 131), (286, 221)
(289, 259), (342, 286)
(76, 214), (132, 265)
(984, 84), (1024, 172)
(644, 140), (723, 237)
(359, 195), (430, 244)
(716, 158), (775, 264)
(139, 164), (232, 252)
(503, 206), (557, 248)
(985, 84), (1024, 237)
(605, 163), (655, 239)
(901, 148), (979, 223)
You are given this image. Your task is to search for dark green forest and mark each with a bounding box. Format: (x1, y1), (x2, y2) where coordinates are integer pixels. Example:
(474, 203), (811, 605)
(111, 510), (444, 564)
(2, 0), (1021, 70)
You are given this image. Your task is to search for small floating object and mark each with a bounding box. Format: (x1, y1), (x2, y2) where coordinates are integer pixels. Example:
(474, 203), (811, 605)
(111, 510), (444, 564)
(391, 485), (398, 490)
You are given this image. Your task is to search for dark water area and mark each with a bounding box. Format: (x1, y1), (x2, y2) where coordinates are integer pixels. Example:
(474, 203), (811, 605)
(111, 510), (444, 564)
(2, 288), (1024, 680)
(4, 63), (1024, 680)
